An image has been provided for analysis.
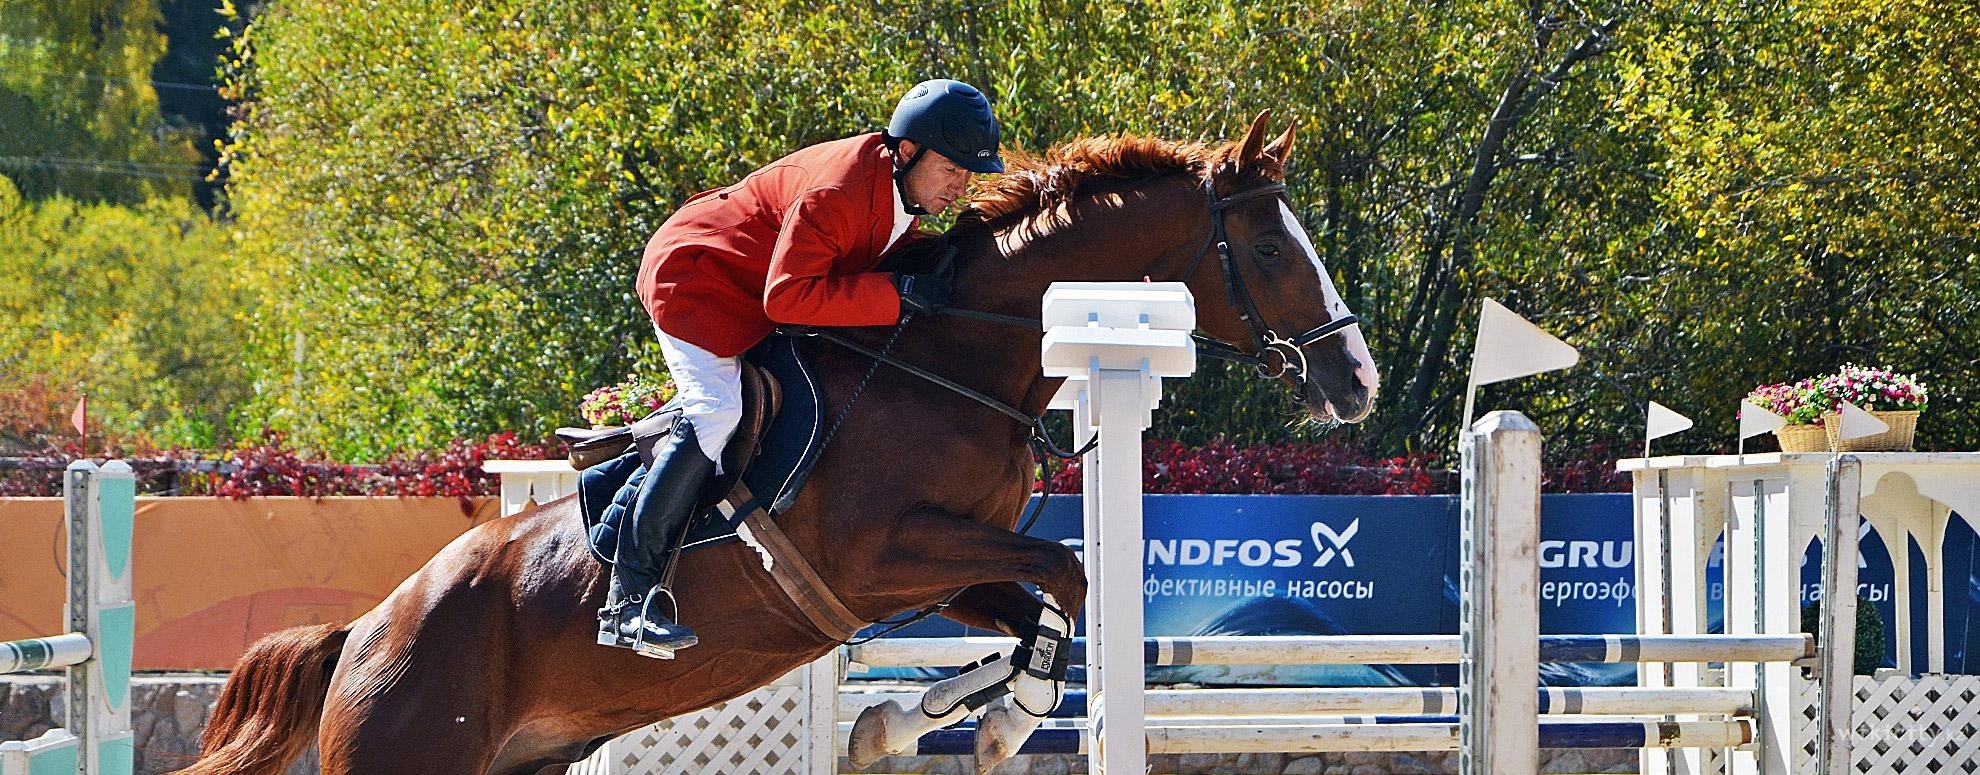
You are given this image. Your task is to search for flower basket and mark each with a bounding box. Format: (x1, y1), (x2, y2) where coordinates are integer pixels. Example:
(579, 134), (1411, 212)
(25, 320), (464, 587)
(1821, 409), (1919, 452)
(1774, 424), (1831, 453)
(1751, 365), (1927, 454)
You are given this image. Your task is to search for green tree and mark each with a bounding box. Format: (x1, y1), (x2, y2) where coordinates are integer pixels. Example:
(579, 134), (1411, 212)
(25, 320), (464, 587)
(219, 0), (1980, 460)
(0, 177), (256, 450)
(1567, 0), (1980, 453)
(0, 0), (204, 203)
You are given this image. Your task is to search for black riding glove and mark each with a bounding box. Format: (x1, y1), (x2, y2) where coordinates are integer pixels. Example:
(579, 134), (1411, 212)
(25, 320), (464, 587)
(894, 270), (953, 316)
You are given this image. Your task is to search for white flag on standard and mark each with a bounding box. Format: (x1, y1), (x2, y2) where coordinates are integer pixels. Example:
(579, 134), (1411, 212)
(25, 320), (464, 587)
(1470, 299), (1582, 385)
(1647, 402), (1694, 441)
(1738, 399), (1789, 456)
(1739, 400), (1787, 439)
(1464, 298), (1581, 428)
(1836, 401), (1889, 441)
(1643, 401), (1693, 457)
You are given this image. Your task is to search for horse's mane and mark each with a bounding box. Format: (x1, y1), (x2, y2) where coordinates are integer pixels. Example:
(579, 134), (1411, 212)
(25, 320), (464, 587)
(957, 133), (1284, 228)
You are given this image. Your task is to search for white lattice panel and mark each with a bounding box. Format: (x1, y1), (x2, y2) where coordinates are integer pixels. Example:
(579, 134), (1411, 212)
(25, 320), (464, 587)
(571, 660), (831, 775)
(1793, 674), (1980, 773)
(573, 686), (809, 775)
(1795, 675), (1819, 765)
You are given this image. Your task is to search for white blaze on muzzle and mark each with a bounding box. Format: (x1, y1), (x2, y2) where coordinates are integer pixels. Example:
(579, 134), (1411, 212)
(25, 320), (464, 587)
(1278, 203), (1378, 397)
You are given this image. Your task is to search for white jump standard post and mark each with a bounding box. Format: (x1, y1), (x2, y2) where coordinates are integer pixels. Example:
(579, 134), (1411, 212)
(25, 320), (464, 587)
(1458, 411), (1542, 775)
(1040, 281), (1197, 775)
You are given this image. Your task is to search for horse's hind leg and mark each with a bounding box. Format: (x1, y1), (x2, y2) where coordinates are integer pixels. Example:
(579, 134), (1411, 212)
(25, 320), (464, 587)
(319, 608), (509, 773)
(318, 692), (506, 774)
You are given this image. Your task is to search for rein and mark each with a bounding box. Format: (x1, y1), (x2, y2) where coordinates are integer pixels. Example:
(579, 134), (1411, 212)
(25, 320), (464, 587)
(800, 178), (1363, 464)
(783, 324), (1095, 460)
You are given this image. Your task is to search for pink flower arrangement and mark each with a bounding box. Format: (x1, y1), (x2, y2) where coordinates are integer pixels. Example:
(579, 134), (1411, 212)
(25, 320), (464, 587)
(1746, 378), (1824, 425)
(580, 373), (678, 427)
(1811, 364), (1928, 414)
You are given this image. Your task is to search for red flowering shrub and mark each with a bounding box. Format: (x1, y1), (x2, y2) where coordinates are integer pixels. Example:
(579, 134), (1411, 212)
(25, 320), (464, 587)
(0, 431), (557, 505)
(1038, 438), (1627, 495)
(1541, 439), (1633, 493)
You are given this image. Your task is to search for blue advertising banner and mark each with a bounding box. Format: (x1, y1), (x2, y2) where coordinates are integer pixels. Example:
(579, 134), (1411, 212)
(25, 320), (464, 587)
(857, 493), (1639, 686)
(1700, 520), (1901, 670)
(1942, 514), (1980, 673)
(1795, 523), (1900, 670)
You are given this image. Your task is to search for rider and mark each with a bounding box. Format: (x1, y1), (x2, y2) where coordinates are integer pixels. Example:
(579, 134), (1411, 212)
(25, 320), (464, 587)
(601, 79), (1006, 658)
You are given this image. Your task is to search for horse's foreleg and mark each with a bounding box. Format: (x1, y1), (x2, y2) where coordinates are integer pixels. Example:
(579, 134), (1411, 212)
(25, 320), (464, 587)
(846, 512), (1084, 769)
(847, 593), (1071, 771)
(941, 583), (1074, 774)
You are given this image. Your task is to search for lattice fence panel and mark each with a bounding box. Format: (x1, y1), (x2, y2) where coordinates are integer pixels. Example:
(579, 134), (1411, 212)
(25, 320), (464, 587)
(1794, 674), (1980, 773)
(571, 685), (813, 775)
(1795, 676), (1819, 765)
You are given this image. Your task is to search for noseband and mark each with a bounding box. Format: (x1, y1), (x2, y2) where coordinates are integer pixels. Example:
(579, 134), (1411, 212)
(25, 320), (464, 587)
(1178, 181), (1360, 381)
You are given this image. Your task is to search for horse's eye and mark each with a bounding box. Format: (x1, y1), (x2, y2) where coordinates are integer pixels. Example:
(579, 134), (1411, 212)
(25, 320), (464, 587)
(1256, 244), (1282, 259)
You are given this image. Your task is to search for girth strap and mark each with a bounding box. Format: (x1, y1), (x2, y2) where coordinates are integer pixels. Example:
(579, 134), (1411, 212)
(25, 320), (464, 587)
(720, 483), (867, 642)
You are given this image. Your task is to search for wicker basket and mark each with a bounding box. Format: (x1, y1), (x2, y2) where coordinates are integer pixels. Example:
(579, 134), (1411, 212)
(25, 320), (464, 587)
(1774, 424), (1831, 453)
(1821, 409), (1919, 451)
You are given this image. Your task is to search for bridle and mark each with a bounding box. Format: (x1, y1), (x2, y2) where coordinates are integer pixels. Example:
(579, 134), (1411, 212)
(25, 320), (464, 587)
(1172, 180), (1359, 381)
(939, 179), (1360, 381)
(790, 176), (1361, 457)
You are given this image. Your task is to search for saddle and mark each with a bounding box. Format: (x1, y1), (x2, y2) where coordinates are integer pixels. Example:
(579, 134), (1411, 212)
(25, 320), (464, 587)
(557, 335), (868, 641)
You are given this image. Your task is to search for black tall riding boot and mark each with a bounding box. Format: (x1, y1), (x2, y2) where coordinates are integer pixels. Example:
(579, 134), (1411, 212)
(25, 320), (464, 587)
(598, 421), (715, 658)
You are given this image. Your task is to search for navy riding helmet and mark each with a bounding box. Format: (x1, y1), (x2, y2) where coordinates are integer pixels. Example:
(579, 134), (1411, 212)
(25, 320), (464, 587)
(887, 79), (1004, 174)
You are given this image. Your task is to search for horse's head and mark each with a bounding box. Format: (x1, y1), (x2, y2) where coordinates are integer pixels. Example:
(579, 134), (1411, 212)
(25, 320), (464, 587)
(951, 113), (1378, 424)
(1183, 112), (1378, 424)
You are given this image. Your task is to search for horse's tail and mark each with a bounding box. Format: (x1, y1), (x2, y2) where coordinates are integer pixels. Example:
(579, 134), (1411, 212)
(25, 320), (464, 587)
(175, 622), (349, 775)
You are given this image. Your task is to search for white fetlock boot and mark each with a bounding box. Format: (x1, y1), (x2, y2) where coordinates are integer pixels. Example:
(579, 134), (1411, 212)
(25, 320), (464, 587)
(975, 595), (1071, 773)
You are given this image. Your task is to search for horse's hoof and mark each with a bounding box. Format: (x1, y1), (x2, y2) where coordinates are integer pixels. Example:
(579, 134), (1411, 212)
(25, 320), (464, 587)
(974, 697), (1041, 774)
(847, 701), (899, 768)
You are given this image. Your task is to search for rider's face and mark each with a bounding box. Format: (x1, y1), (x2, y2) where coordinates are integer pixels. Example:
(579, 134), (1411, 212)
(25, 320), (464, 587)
(896, 140), (972, 214)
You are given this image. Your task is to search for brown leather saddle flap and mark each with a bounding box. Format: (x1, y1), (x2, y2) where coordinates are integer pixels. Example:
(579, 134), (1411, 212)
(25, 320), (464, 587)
(722, 362), (780, 477)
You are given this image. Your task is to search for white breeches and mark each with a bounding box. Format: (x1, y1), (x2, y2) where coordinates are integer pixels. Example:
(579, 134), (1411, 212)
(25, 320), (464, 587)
(656, 328), (742, 475)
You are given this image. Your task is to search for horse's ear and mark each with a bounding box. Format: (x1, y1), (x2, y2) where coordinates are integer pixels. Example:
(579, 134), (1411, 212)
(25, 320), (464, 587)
(1261, 121), (1296, 167)
(1237, 110), (1273, 165)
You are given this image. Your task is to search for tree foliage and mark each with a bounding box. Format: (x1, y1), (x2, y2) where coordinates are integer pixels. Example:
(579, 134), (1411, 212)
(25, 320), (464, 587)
(0, 0), (205, 202)
(0, 178), (254, 450)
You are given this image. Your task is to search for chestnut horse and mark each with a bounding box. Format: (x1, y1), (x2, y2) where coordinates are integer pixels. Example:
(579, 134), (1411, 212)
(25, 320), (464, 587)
(178, 111), (1377, 775)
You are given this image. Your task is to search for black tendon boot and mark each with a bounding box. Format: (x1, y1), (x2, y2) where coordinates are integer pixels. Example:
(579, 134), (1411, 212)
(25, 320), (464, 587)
(597, 421), (715, 658)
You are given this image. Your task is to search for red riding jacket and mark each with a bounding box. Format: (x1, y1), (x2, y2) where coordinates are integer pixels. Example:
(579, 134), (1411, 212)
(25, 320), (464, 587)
(638, 133), (917, 357)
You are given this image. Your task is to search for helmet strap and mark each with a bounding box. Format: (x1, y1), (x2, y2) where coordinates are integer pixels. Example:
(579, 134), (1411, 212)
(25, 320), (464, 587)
(893, 144), (931, 216)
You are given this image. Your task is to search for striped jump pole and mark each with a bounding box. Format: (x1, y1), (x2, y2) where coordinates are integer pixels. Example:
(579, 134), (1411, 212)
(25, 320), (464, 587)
(843, 633), (1813, 668)
(0, 460), (135, 775)
(839, 685), (1755, 720)
(856, 720), (1754, 757)
(0, 633), (93, 675)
